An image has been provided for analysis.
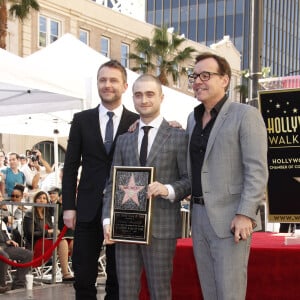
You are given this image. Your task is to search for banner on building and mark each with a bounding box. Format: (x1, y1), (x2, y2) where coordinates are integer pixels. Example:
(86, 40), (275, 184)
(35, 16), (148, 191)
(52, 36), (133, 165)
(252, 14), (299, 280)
(258, 88), (300, 223)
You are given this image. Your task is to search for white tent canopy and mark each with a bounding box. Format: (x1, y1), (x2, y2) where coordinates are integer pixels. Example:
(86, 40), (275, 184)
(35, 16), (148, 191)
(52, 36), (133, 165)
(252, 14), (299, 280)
(24, 34), (199, 127)
(1, 34), (198, 128)
(24, 33), (108, 110)
(0, 48), (83, 184)
(0, 34), (199, 185)
(1, 34), (199, 136)
(0, 110), (76, 137)
(0, 48), (84, 117)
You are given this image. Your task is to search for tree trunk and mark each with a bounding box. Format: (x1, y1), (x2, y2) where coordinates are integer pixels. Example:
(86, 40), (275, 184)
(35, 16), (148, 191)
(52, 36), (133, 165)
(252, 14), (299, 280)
(0, 1), (8, 49)
(158, 71), (169, 86)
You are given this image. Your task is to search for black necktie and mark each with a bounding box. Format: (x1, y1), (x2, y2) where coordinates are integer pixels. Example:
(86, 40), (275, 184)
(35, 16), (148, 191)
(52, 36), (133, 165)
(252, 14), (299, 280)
(104, 111), (114, 153)
(140, 126), (152, 166)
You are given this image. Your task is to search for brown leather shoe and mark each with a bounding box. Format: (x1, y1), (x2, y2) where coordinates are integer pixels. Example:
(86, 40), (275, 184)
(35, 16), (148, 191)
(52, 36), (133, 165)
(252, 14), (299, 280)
(0, 285), (10, 294)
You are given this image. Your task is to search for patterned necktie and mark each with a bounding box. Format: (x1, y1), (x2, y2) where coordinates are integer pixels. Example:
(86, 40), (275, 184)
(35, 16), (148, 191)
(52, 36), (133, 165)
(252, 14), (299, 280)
(140, 126), (152, 166)
(104, 111), (114, 154)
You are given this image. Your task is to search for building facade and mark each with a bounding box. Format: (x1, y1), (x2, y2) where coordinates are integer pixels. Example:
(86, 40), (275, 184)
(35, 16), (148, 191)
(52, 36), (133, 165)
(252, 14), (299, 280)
(145, 0), (300, 77)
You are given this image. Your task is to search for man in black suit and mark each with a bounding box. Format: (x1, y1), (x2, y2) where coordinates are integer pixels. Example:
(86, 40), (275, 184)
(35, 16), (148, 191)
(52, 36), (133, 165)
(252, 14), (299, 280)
(62, 60), (139, 300)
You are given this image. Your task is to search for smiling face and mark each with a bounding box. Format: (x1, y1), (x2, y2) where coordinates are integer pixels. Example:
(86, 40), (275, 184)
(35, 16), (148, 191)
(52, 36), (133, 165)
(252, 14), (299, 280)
(192, 57), (229, 106)
(132, 75), (164, 124)
(97, 66), (128, 110)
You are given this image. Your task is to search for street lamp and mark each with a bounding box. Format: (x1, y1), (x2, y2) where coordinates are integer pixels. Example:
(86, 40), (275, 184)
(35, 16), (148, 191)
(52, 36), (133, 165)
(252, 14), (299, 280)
(248, 0), (263, 108)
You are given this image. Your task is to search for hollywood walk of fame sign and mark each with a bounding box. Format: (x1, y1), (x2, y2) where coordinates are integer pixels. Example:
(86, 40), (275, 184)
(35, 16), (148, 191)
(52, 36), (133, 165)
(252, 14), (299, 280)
(258, 88), (300, 222)
(110, 166), (155, 244)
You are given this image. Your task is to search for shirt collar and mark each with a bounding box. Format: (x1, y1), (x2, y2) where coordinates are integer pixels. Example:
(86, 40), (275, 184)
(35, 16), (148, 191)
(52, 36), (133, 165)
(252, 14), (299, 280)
(99, 104), (123, 119)
(194, 94), (228, 120)
(214, 94), (228, 113)
(139, 115), (163, 131)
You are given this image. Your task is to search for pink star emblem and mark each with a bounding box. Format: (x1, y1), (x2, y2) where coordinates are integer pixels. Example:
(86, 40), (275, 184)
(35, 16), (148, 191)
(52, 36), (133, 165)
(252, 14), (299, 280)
(119, 174), (145, 205)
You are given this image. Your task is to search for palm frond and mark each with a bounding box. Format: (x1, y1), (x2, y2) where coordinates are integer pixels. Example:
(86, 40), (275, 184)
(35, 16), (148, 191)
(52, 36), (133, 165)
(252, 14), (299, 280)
(129, 25), (197, 86)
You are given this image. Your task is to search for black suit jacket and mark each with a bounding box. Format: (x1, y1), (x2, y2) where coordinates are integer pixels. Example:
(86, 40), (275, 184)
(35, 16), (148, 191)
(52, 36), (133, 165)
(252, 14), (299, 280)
(62, 105), (139, 222)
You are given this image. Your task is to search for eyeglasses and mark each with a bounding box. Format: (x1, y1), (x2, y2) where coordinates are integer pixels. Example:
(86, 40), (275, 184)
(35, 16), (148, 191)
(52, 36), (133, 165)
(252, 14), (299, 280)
(188, 71), (221, 84)
(11, 194), (21, 198)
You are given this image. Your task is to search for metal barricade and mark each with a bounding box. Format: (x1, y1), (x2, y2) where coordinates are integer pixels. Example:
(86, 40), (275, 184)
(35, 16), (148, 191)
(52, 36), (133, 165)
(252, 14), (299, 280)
(0, 200), (60, 284)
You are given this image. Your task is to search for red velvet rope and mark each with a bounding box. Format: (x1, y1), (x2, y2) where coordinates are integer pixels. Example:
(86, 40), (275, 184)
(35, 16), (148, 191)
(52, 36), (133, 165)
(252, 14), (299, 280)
(0, 225), (68, 268)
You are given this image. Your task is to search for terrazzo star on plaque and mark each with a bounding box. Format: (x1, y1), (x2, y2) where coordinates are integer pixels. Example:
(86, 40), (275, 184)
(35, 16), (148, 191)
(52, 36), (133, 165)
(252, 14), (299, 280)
(119, 173), (145, 205)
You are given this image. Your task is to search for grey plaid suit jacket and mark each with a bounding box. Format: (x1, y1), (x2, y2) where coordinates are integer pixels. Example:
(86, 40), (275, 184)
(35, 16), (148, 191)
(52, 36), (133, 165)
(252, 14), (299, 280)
(103, 118), (191, 239)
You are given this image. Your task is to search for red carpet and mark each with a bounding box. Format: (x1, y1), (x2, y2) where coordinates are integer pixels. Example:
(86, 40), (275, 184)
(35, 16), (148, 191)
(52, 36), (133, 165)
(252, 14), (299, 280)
(139, 232), (300, 299)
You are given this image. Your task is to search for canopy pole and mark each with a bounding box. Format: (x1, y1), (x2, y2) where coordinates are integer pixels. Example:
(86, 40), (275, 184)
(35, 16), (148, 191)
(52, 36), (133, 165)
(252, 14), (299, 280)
(53, 129), (59, 187)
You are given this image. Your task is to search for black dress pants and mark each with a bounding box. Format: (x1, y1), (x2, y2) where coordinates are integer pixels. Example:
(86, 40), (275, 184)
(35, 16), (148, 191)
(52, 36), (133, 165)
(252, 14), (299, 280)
(72, 208), (103, 300)
(105, 244), (119, 300)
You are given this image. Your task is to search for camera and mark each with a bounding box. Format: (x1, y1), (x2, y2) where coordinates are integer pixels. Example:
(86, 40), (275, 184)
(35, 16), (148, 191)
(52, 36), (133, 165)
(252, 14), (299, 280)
(27, 150), (38, 162)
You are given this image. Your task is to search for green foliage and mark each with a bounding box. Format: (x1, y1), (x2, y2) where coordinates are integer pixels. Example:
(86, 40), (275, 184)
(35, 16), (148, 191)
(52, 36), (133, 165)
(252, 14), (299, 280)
(0, 0), (40, 49)
(129, 25), (197, 86)
(235, 66), (272, 102)
(9, 0), (40, 21)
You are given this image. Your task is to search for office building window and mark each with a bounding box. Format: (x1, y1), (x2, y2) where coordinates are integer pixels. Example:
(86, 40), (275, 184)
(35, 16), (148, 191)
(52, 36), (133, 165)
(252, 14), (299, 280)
(155, 1), (163, 26)
(145, 0), (300, 77)
(172, 0), (180, 32)
(121, 43), (129, 67)
(39, 15), (60, 47)
(100, 36), (110, 57)
(79, 29), (89, 45)
(163, 0), (171, 26)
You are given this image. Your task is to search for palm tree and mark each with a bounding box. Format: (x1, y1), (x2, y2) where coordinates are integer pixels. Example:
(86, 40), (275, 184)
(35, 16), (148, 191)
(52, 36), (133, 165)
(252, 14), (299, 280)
(0, 0), (39, 49)
(235, 67), (272, 103)
(234, 82), (248, 103)
(129, 26), (197, 86)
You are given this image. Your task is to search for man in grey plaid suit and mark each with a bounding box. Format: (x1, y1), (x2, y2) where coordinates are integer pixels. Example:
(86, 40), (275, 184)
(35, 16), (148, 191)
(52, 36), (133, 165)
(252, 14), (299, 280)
(102, 74), (190, 300)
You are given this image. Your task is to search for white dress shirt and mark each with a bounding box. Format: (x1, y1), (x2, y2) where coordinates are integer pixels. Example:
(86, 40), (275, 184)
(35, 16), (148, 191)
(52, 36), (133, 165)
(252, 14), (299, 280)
(139, 116), (175, 201)
(99, 104), (123, 140)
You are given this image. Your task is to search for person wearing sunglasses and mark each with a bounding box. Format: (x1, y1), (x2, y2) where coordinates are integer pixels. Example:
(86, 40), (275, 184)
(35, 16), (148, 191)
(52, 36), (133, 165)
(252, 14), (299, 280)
(9, 184), (28, 246)
(10, 185), (26, 215)
(186, 52), (268, 300)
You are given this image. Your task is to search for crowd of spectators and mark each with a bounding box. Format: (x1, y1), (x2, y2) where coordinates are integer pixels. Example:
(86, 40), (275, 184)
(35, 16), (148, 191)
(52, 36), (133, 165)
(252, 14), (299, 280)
(0, 149), (73, 293)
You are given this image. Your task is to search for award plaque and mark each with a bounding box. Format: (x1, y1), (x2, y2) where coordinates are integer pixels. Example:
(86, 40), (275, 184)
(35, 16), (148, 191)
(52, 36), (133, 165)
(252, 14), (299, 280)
(110, 166), (155, 244)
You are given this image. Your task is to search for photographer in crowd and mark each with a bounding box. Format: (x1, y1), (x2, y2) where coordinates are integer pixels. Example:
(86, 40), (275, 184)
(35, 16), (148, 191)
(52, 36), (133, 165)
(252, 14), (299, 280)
(20, 149), (52, 193)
